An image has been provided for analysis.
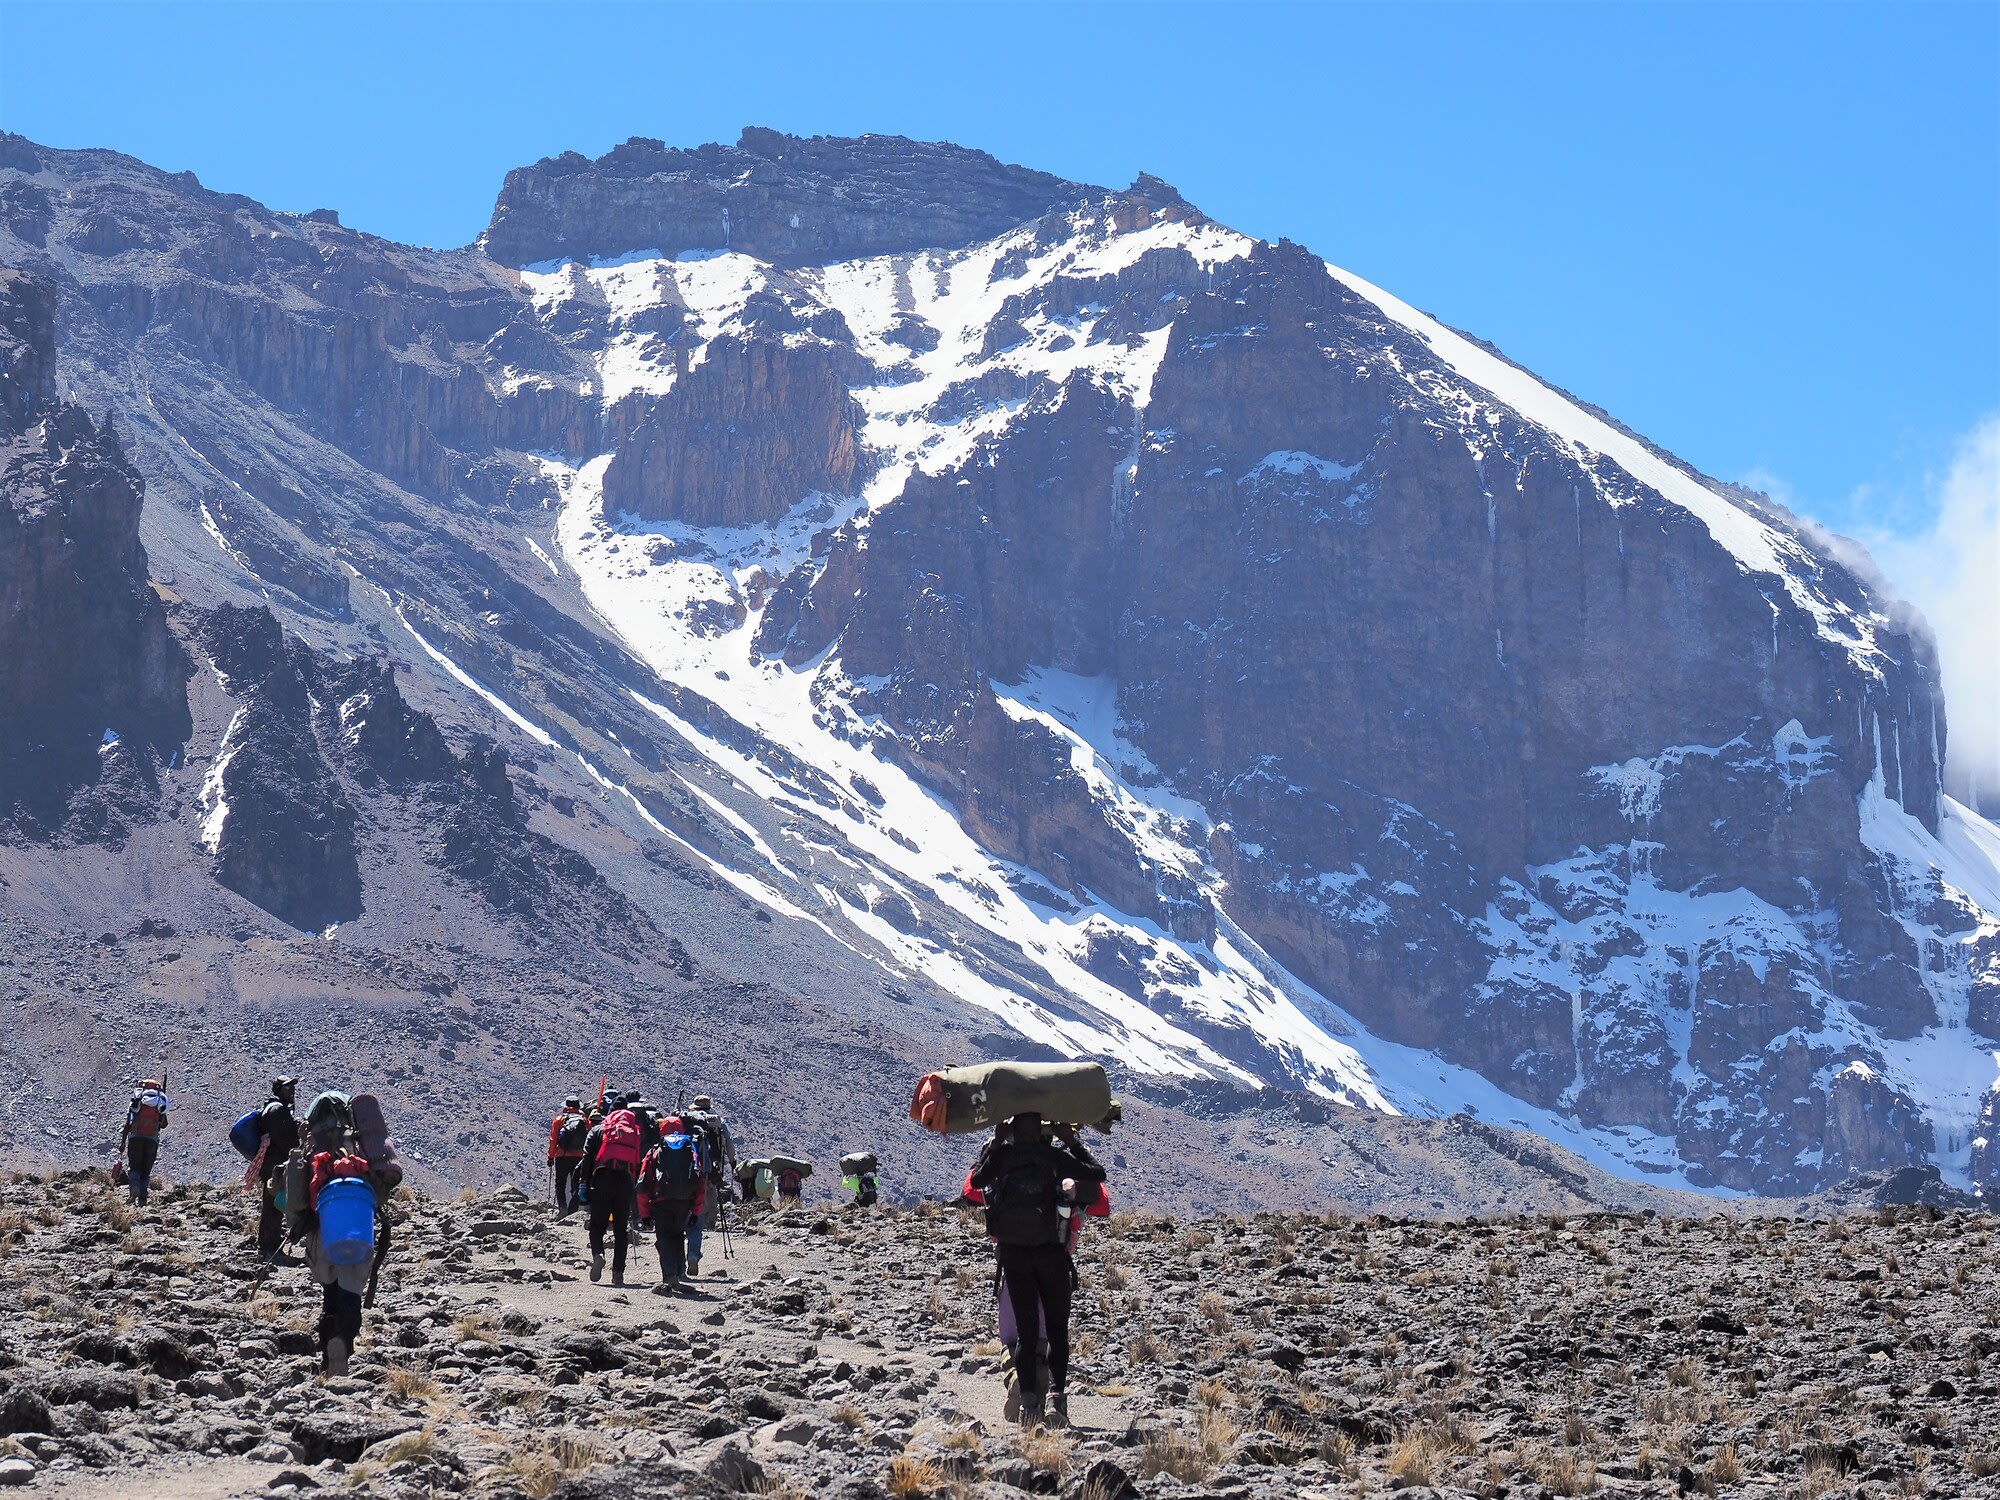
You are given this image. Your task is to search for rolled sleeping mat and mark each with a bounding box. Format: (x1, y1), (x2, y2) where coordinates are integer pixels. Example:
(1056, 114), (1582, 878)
(350, 1092), (405, 1191)
(908, 1060), (1120, 1135)
(282, 1149), (308, 1234)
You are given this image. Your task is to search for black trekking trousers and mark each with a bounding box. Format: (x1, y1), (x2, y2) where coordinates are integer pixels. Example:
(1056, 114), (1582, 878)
(653, 1199), (692, 1284)
(588, 1169), (633, 1278)
(553, 1158), (581, 1212)
(257, 1177), (285, 1256)
(319, 1282), (362, 1351)
(126, 1137), (159, 1204)
(997, 1242), (1074, 1395)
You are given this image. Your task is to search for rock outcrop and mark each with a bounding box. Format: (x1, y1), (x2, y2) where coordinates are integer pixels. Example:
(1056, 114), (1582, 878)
(0, 267), (188, 841)
(194, 603), (363, 930)
(482, 128), (1087, 269)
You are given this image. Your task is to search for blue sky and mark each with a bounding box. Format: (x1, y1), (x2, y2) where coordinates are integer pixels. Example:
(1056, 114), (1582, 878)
(1, 0), (1993, 542)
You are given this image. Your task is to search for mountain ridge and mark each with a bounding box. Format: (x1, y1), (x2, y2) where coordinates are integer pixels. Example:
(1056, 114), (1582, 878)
(0, 126), (1994, 1206)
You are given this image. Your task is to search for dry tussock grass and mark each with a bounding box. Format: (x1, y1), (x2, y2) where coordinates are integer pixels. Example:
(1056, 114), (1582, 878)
(382, 1364), (437, 1400)
(884, 1454), (943, 1499)
(1014, 1423), (1073, 1476)
(503, 1431), (609, 1499)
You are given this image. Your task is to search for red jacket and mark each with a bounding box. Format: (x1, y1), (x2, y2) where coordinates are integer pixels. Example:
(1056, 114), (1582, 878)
(547, 1109), (587, 1162)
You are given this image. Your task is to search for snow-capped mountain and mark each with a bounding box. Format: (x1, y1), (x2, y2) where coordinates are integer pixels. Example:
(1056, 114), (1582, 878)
(3, 128), (1995, 1198)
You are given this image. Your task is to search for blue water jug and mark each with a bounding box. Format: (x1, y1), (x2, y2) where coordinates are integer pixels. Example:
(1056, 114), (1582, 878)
(317, 1177), (376, 1268)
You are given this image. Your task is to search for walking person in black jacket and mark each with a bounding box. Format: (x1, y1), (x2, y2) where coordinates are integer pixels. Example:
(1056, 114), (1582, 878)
(968, 1113), (1106, 1428)
(255, 1078), (301, 1262)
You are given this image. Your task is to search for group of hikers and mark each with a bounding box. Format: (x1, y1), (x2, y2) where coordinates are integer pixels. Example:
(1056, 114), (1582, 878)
(111, 1060), (1113, 1429)
(542, 1088), (745, 1292)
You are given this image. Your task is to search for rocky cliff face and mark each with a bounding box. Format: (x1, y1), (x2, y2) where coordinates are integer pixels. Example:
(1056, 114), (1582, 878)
(483, 128), (1086, 270)
(0, 267), (188, 842)
(3, 127), (1995, 1201)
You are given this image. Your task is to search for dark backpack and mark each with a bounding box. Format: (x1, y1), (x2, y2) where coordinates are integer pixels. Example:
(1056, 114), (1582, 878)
(555, 1112), (588, 1154)
(983, 1159), (1062, 1247)
(306, 1091), (355, 1153)
(686, 1113), (727, 1178)
(647, 1132), (702, 1204)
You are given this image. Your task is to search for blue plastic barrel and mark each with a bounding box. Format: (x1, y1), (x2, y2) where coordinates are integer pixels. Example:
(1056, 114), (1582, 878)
(317, 1177), (376, 1267)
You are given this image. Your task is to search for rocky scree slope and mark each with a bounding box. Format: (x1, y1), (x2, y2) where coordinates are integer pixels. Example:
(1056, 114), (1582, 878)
(0, 128), (1996, 1199)
(1, 1171), (1998, 1499)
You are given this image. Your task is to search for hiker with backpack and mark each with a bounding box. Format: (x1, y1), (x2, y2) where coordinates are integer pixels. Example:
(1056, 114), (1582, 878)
(296, 1095), (373, 1377)
(680, 1093), (738, 1277)
(626, 1096), (663, 1231)
(287, 1089), (403, 1374)
(967, 1113), (1106, 1429)
(962, 1142), (1110, 1423)
(235, 1078), (301, 1263)
(547, 1096), (589, 1215)
(581, 1093), (645, 1286)
(639, 1115), (705, 1293)
(117, 1079), (171, 1206)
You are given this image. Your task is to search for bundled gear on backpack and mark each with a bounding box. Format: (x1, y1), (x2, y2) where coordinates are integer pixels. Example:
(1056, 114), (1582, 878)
(350, 1092), (404, 1192)
(230, 1109), (266, 1159)
(127, 1083), (169, 1139)
(305, 1091), (356, 1154)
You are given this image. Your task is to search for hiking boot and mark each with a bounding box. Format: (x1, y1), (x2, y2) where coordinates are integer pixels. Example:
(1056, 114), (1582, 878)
(687, 1256), (701, 1276)
(324, 1338), (349, 1378)
(1047, 1392), (1070, 1429)
(589, 1252), (604, 1283)
(1002, 1370), (1021, 1424)
(611, 1273), (626, 1288)
(1019, 1390), (1046, 1428)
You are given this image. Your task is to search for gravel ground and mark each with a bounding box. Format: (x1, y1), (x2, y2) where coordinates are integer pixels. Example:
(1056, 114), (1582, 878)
(0, 1171), (1994, 1498)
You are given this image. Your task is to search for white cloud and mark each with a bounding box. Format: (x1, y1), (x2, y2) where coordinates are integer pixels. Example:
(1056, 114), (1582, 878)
(1847, 417), (2000, 810)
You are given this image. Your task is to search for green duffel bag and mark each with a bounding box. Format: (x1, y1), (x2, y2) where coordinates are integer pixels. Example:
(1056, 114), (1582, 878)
(908, 1060), (1120, 1135)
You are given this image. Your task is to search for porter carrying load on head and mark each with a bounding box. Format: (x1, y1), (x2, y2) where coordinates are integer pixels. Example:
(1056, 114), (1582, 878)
(735, 1158), (776, 1203)
(768, 1154), (812, 1201)
(840, 1151), (880, 1207)
(908, 1061), (1121, 1135)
